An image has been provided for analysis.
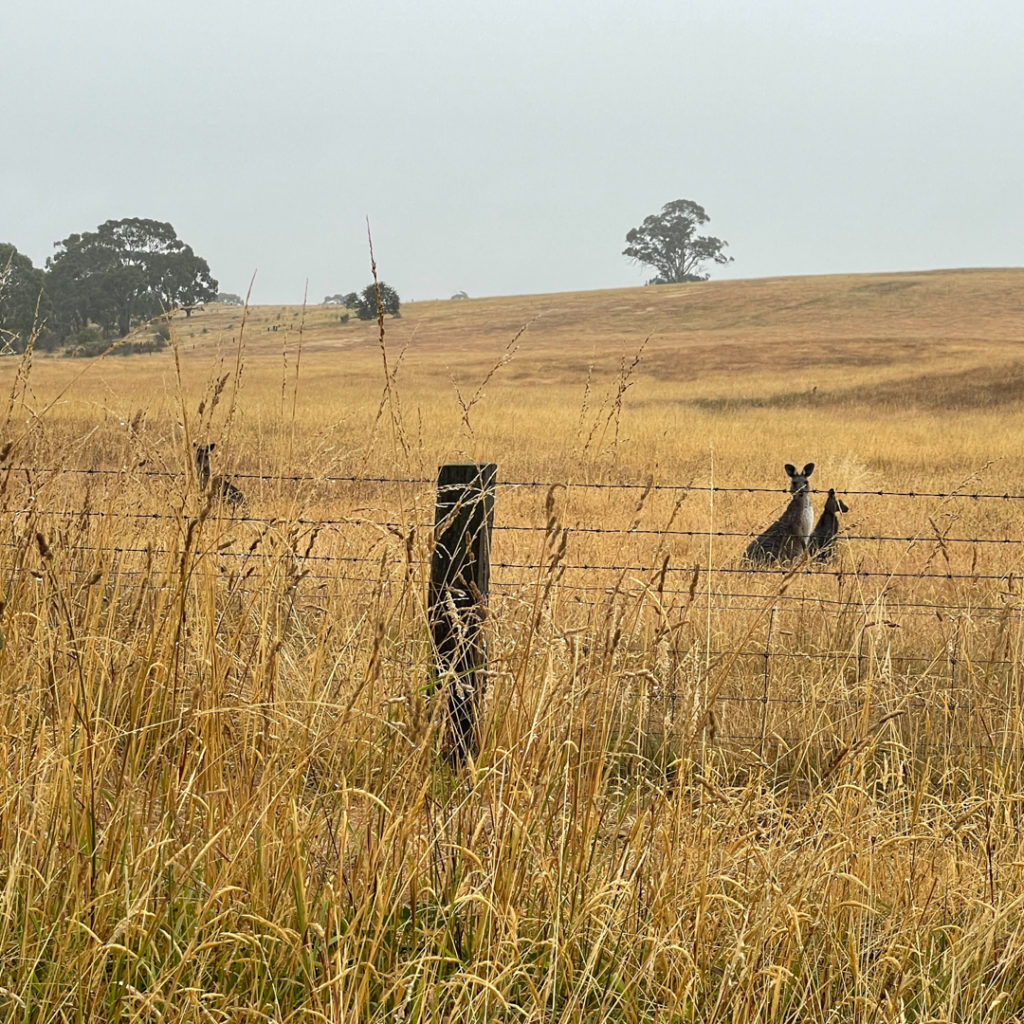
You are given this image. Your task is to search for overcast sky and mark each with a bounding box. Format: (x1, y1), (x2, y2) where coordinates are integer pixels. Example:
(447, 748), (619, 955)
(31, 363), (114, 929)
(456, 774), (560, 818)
(4, 0), (1022, 304)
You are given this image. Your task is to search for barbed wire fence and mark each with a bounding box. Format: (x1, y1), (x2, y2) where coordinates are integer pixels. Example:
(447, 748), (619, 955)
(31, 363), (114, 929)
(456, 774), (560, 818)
(16, 464), (1024, 501)
(4, 463), (1024, 756)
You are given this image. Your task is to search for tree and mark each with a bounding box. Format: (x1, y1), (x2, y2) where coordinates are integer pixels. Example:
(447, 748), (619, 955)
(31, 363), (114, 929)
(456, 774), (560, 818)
(46, 218), (218, 338)
(160, 247), (218, 318)
(623, 199), (733, 284)
(353, 282), (401, 320)
(0, 244), (49, 353)
(217, 292), (244, 306)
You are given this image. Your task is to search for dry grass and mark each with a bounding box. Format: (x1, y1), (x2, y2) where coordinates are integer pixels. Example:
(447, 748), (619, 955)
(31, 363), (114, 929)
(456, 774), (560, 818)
(2, 268), (1024, 1021)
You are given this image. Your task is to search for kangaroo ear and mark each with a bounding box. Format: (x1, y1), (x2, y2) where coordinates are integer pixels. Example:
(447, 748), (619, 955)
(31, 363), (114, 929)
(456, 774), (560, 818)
(803, 463), (815, 476)
(208, 442), (216, 451)
(784, 464), (796, 476)
(839, 499), (849, 513)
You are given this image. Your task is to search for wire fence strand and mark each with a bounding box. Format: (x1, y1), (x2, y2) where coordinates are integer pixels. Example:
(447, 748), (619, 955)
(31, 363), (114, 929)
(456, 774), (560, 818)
(9, 465), (1024, 501)
(5, 505), (1023, 550)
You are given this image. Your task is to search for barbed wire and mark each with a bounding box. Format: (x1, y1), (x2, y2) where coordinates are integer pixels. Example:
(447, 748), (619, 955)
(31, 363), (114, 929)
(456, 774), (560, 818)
(7, 465), (1024, 501)
(492, 584), (1015, 616)
(505, 480), (1024, 501)
(4, 466), (434, 487)
(622, 691), (999, 711)
(4, 530), (1019, 586)
(493, 560), (1021, 584)
(5, 514), (1023, 592)
(4, 505), (1023, 551)
(683, 734), (1018, 755)
(3, 564), (1015, 670)
(1, 507), (392, 531)
(5, 568), (1018, 738)
(496, 524), (1024, 547)
(7, 556), (1021, 621)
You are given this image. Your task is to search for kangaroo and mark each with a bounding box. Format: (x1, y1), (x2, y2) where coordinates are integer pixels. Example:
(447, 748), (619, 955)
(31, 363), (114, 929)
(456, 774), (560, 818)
(194, 443), (246, 508)
(744, 462), (815, 564)
(808, 487), (849, 560)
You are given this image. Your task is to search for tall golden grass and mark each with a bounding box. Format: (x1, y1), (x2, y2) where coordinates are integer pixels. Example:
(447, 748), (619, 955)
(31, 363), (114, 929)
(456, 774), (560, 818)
(2, 268), (1024, 1021)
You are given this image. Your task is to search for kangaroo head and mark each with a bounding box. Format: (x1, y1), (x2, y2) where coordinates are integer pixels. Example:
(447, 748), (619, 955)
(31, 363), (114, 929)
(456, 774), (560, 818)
(194, 443), (215, 475)
(822, 488), (849, 514)
(784, 462), (815, 493)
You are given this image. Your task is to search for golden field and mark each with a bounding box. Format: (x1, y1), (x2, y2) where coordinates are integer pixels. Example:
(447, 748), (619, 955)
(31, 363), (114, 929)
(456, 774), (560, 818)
(2, 267), (1024, 1021)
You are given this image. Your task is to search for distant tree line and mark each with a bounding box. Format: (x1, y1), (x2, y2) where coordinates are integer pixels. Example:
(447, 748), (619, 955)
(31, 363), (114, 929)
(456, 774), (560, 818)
(323, 282), (400, 320)
(0, 218), (218, 356)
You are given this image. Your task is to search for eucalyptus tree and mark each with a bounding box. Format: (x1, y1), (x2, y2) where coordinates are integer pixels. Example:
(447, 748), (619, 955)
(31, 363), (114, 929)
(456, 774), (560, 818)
(46, 218), (217, 338)
(623, 199), (733, 284)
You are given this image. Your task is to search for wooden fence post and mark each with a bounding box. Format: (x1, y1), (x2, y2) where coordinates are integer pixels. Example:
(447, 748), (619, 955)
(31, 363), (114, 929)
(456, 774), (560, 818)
(429, 463), (497, 766)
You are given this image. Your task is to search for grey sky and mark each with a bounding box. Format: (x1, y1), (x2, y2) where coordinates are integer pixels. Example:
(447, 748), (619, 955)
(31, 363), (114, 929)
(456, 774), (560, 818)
(4, 0), (1022, 304)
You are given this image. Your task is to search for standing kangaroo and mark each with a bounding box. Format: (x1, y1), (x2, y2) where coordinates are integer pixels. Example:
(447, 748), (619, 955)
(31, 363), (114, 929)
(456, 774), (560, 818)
(194, 443), (246, 508)
(744, 462), (815, 564)
(808, 488), (849, 560)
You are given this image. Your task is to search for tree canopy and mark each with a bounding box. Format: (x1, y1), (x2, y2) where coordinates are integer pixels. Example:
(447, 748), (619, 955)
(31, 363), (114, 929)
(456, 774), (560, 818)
(46, 218), (218, 338)
(0, 243), (49, 353)
(353, 282), (401, 320)
(623, 199), (733, 284)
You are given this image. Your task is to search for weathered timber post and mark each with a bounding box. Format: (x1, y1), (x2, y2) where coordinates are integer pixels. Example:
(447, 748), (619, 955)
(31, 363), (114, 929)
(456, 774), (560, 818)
(429, 463), (497, 766)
